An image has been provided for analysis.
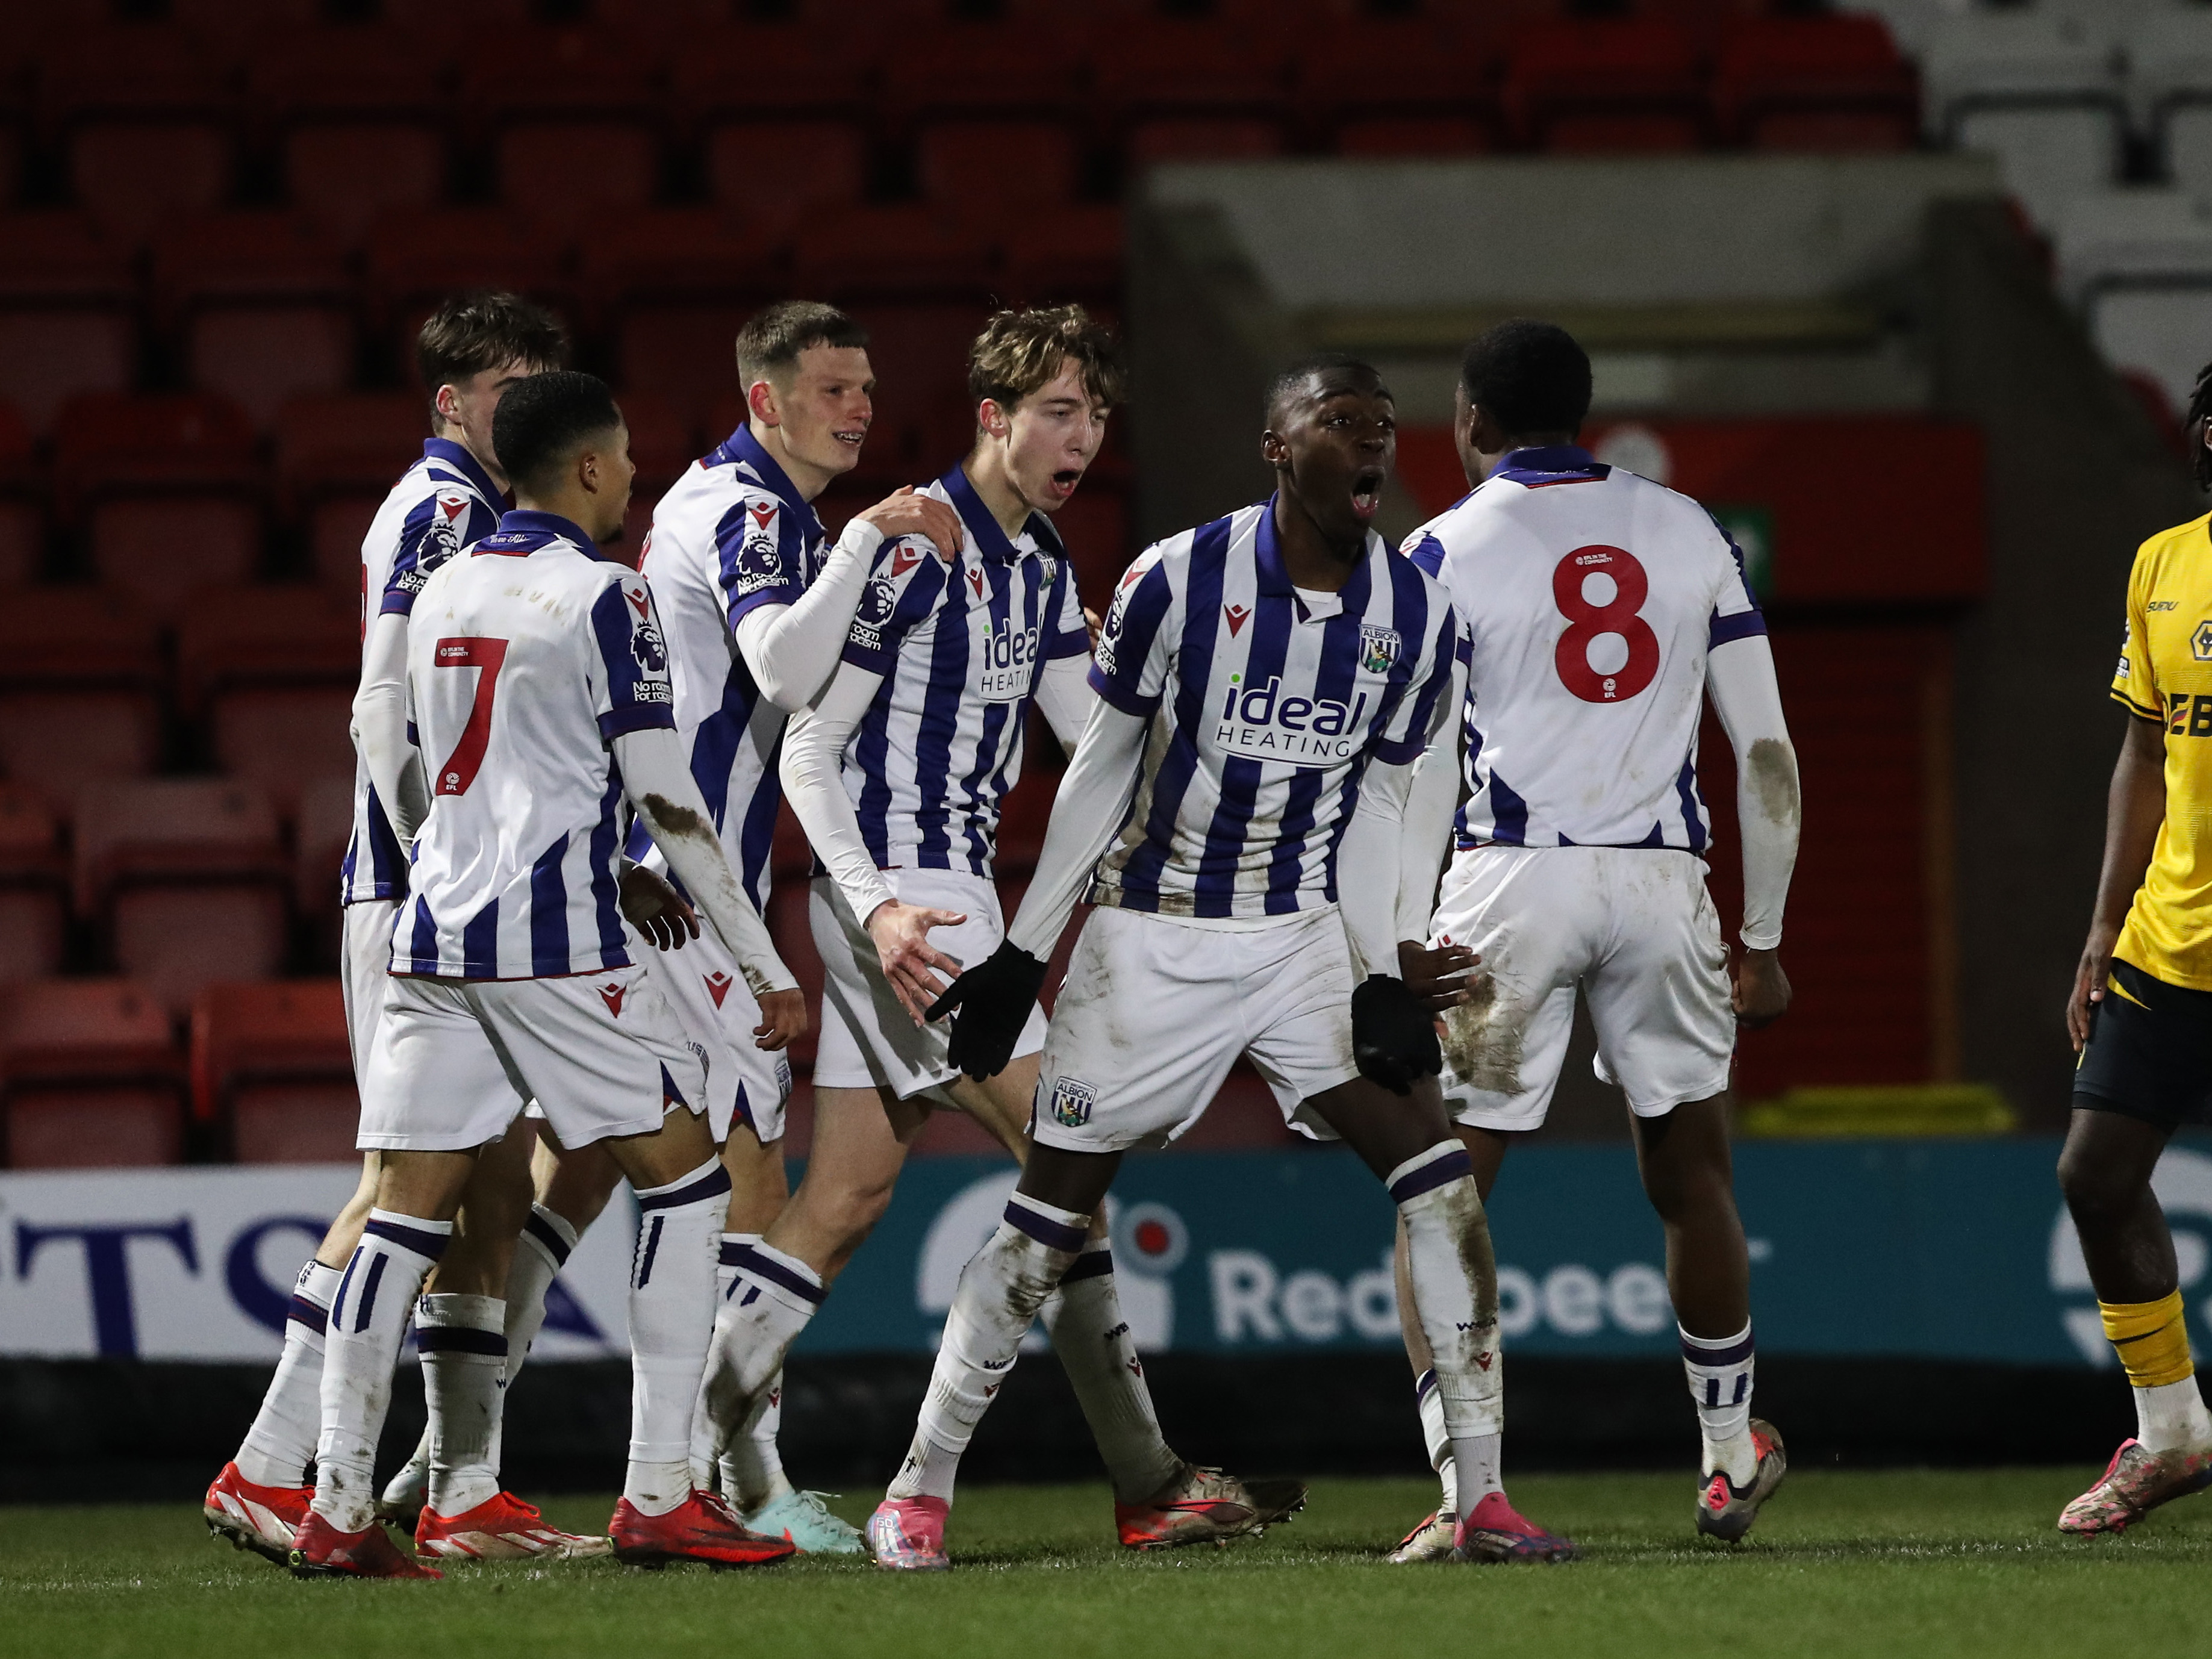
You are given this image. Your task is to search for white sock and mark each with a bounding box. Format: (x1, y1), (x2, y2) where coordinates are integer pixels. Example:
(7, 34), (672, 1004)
(722, 1367), (793, 1513)
(887, 1194), (1086, 1505)
(1413, 1368), (1459, 1516)
(2137, 1376), (2212, 1453)
(623, 1159), (730, 1517)
(690, 1236), (746, 1489)
(1391, 1144), (1504, 1510)
(235, 1260), (340, 1489)
(700, 1235), (823, 1498)
(1681, 1322), (1757, 1485)
(387, 1204), (578, 1506)
(313, 1211), (451, 1533)
(1043, 1241), (1181, 1503)
(417, 1293), (506, 1518)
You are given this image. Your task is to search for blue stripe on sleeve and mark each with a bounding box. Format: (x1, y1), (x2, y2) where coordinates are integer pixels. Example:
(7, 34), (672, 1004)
(1091, 556), (1174, 714)
(1709, 606), (1768, 647)
(1407, 531), (1446, 579)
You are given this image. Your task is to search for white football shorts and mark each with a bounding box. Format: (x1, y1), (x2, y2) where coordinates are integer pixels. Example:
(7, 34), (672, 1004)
(809, 868), (1045, 1101)
(1428, 845), (1734, 1130)
(1029, 904), (1362, 1155)
(340, 897), (400, 1078)
(653, 923), (793, 1144)
(357, 960), (708, 1153)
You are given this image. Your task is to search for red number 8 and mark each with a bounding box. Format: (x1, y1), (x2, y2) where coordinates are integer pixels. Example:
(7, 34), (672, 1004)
(1551, 545), (1659, 703)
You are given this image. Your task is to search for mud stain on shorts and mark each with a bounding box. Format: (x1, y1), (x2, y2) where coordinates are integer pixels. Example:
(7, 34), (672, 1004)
(1441, 971), (1524, 1097)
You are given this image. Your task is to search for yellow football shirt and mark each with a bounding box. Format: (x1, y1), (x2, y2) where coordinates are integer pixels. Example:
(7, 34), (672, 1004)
(2112, 510), (2212, 989)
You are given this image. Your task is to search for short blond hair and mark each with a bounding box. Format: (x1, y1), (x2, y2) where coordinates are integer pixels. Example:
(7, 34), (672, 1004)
(967, 305), (1124, 417)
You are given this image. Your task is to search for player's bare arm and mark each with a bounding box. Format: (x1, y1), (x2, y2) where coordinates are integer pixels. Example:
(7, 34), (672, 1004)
(2070, 711), (2168, 1049)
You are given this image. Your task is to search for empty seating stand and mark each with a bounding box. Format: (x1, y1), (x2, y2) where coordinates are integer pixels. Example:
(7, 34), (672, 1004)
(74, 777), (290, 1016)
(0, 786), (66, 982)
(0, 212), (136, 440)
(192, 979), (356, 1165)
(0, 978), (185, 1168)
(153, 213), (357, 434)
(175, 585), (360, 817)
(0, 587), (164, 797)
(275, 390), (427, 591)
(1921, 11), (2125, 230)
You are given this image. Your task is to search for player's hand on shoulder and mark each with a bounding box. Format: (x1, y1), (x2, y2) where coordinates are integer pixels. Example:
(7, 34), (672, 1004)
(927, 940), (1048, 1081)
(1397, 939), (1480, 1015)
(618, 862), (700, 952)
(1351, 974), (1444, 1096)
(858, 487), (965, 564)
(752, 987), (808, 1051)
(865, 898), (969, 1025)
(2067, 921), (2121, 1051)
(1731, 947), (1792, 1030)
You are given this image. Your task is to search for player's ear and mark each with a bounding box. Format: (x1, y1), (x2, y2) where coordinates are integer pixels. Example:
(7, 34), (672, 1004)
(746, 376), (779, 429)
(977, 397), (1011, 442)
(1260, 428), (1289, 469)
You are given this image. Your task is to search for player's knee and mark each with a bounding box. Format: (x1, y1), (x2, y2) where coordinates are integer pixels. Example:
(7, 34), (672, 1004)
(2058, 1140), (2148, 1226)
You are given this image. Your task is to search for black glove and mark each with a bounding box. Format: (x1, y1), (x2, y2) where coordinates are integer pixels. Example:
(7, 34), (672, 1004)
(927, 940), (1048, 1080)
(1351, 973), (1442, 1096)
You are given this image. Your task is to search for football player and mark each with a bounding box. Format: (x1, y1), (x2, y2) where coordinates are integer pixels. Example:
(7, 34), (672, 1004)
(762, 307), (1287, 1554)
(2055, 352), (2212, 1534)
(882, 355), (1571, 1571)
(1388, 320), (1799, 1553)
(204, 293), (591, 1563)
(290, 371), (805, 1578)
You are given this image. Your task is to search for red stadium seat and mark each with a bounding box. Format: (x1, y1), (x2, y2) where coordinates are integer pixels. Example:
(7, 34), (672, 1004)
(792, 204), (997, 303)
(51, 391), (260, 522)
(275, 390), (425, 538)
(467, 26), (659, 240)
(191, 980), (355, 1163)
(89, 498), (263, 617)
(0, 979), (185, 1169)
(1506, 17), (1709, 153)
(887, 22), (1083, 126)
(1005, 204), (1124, 308)
(668, 25), (873, 133)
(0, 587), (164, 796)
(310, 496), (384, 593)
(177, 585), (359, 815)
(833, 301), (991, 482)
(1295, 16), (1503, 151)
(1051, 485), (1132, 607)
(581, 208), (769, 324)
(0, 400), (34, 585)
(917, 121), (1082, 221)
(294, 772), (353, 962)
(621, 389), (698, 496)
(285, 122), (447, 248)
(0, 213), (135, 438)
(1713, 15), (1919, 152)
(1090, 19), (1293, 127)
(363, 210), (570, 358)
(703, 120), (869, 244)
(1125, 118), (1289, 170)
(154, 214), (357, 432)
(76, 778), (290, 1015)
(1337, 117), (1492, 157)
(43, 26), (234, 244)
(616, 302), (765, 437)
(249, 28), (449, 246)
(0, 786), (66, 981)
(496, 123), (660, 237)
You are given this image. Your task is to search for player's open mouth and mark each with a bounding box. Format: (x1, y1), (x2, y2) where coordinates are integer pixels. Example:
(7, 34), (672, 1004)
(833, 427), (867, 448)
(1350, 469), (1383, 519)
(1047, 468), (1083, 499)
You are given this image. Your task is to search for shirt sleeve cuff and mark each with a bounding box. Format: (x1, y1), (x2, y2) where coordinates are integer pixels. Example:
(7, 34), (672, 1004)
(379, 590), (418, 617)
(1087, 663), (1159, 716)
(843, 641), (894, 676)
(1045, 627), (1092, 660)
(597, 703), (677, 739)
(1709, 608), (1768, 648)
(726, 584), (804, 630)
(2113, 689), (2163, 721)
(1367, 733), (1426, 766)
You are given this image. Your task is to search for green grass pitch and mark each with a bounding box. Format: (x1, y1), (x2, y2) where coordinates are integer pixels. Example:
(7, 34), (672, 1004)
(5, 1471), (2208, 1659)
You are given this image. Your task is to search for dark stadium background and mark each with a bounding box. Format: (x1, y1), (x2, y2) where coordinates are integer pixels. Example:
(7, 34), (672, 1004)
(0, 0), (2205, 1499)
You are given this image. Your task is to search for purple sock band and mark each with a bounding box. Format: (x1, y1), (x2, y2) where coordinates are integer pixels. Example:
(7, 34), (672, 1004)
(285, 1294), (328, 1336)
(415, 1324), (506, 1357)
(525, 1210), (574, 1266)
(1061, 1248), (1114, 1283)
(731, 1243), (824, 1306)
(363, 1216), (451, 1260)
(1681, 1329), (1755, 1367)
(1003, 1199), (1085, 1254)
(1414, 1367), (1437, 1399)
(1389, 1147), (1474, 1206)
(637, 1163), (732, 1213)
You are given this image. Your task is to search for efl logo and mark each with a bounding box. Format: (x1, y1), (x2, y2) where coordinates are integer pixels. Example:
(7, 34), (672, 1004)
(1213, 674), (1368, 765)
(1049, 1076), (1095, 1128)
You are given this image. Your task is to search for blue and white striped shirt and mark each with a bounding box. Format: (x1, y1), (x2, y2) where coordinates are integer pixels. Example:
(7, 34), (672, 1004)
(626, 425), (826, 910)
(340, 437), (505, 905)
(837, 467), (1089, 877)
(394, 510), (676, 979)
(1088, 500), (1459, 918)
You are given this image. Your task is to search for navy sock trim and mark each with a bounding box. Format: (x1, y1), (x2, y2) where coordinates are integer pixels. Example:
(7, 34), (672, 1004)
(1389, 1148), (1474, 1205)
(1681, 1331), (1756, 1368)
(637, 1163), (732, 1213)
(416, 1325), (508, 1357)
(1061, 1248), (1114, 1283)
(524, 1210), (573, 1266)
(1414, 1367), (1437, 1399)
(730, 1243), (824, 1306)
(363, 1216), (452, 1260)
(285, 1293), (329, 1336)
(1003, 1200), (1085, 1254)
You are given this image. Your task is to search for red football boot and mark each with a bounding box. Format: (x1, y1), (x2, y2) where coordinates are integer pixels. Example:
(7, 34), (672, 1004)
(289, 1509), (443, 1580)
(204, 1461), (311, 1566)
(415, 1490), (611, 1560)
(608, 1489), (797, 1570)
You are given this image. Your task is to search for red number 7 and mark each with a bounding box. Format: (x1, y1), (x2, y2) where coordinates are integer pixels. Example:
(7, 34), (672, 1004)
(432, 636), (508, 796)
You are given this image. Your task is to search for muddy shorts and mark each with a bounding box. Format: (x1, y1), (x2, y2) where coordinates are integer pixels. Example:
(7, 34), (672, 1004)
(1428, 845), (1734, 1130)
(1027, 904), (1362, 1154)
